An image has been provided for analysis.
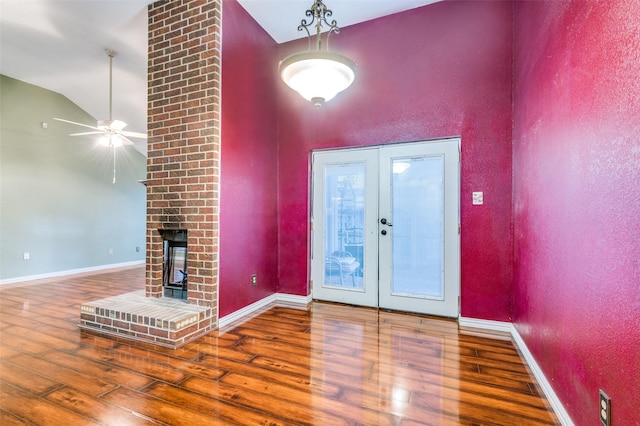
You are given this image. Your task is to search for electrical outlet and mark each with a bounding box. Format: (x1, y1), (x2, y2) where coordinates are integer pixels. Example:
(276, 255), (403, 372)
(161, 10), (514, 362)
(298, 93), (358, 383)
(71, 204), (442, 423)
(599, 390), (611, 426)
(108, 248), (113, 255)
(251, 274), (257, 286)
(136, 246), (140, 252)
(23, 252), (30, 260)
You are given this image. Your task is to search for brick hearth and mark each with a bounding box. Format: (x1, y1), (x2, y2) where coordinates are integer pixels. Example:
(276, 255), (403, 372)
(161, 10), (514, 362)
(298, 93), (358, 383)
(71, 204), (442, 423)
(79, 291), (213, 349)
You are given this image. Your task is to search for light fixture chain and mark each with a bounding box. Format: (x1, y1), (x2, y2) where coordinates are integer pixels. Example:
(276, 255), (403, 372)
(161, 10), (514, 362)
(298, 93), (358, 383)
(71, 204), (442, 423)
(112, 144), (117, 184)
(297, 0), (341, 51)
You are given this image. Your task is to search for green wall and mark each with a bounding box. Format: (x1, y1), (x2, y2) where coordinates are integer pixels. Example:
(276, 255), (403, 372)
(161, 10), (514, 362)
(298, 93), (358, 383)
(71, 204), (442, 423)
(0, 75), (146, 282)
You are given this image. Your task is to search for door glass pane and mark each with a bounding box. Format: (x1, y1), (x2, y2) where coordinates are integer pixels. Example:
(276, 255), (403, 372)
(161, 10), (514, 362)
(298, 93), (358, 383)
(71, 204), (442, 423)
(391, 156), (444, 298)
(323, 163), (365, 289)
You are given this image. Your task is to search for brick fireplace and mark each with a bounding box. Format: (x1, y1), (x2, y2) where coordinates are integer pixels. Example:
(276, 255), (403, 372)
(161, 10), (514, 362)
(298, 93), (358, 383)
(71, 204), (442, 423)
(79, 0), (221, 348)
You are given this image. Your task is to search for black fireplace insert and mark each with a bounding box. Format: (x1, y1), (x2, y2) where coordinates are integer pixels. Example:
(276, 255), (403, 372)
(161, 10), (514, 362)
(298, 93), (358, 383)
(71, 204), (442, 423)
(162, 229), (187, 299)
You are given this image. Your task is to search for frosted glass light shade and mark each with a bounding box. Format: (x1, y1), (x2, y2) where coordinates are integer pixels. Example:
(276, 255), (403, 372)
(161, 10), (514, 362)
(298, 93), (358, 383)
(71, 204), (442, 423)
(280, 50), (357, 107)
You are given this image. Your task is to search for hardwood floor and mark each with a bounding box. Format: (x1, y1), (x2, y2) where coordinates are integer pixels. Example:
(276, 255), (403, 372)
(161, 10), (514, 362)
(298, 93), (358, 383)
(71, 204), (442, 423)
(0, 266), (559, 425)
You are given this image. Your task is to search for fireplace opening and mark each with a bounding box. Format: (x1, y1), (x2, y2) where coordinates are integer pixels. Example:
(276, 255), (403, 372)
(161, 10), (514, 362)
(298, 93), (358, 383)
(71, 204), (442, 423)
(161, 229), (187, 300)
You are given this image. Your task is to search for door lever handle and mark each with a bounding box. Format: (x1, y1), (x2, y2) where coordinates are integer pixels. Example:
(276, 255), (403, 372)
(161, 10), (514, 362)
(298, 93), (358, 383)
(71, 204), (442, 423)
(380, 218), (392, 226)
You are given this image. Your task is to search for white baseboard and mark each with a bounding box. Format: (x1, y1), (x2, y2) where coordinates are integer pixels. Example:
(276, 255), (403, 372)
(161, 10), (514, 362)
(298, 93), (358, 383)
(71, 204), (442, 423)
(272, 292), (313, 307)
(510, 325), (574, 426)
(218, 293), (312, 332)
(0, 260), (144, 286)
(459, 316), (514, 333)
(459, 317), (574, 426)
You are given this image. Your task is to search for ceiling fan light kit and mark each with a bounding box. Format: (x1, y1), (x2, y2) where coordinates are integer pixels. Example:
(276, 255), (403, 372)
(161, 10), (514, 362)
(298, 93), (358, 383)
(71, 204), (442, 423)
(54, 48), (147, 183)
(98, 119), (127, 131)
(279, 0), (357, 107)
(99, 135), (124, 148)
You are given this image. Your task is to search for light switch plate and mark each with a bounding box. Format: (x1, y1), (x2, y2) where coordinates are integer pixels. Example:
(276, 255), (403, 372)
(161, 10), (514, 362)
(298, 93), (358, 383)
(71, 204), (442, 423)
(472, 192), (484, 205)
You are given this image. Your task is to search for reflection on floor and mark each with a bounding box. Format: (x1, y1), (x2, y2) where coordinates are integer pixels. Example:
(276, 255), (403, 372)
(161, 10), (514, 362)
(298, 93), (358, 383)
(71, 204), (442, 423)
(0, 266), (559, 425)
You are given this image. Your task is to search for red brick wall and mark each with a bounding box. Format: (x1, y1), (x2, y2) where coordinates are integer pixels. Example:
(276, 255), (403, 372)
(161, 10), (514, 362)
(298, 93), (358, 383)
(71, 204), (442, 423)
(146, 0), (221, 320)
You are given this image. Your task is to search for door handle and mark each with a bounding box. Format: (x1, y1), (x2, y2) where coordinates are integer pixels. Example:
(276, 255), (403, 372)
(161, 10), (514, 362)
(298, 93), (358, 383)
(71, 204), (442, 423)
(380, 218), (392, 226)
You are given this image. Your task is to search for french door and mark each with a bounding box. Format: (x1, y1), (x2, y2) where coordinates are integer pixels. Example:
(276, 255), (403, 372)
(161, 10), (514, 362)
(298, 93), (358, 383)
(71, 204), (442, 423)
(311, 139), (460, 317)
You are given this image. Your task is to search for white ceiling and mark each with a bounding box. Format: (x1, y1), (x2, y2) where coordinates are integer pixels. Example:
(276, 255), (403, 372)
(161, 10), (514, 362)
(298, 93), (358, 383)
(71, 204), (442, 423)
(236, 0), (439, 44)
(0, 0), (438, 155)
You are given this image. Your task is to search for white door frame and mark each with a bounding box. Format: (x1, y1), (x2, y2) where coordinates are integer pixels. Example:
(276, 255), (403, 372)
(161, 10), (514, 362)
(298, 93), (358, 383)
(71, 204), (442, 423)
(310, 148), (379, 307)
(378, 139), (460, 317)
(310, 138), (460, 317)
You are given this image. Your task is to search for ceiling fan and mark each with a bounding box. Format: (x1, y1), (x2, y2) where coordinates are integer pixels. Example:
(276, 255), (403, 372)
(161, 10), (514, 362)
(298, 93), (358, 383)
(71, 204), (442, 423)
(54, 48), (147, 183)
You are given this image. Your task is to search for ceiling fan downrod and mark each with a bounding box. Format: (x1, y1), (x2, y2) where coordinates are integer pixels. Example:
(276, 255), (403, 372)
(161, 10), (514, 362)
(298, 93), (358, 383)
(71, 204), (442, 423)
(105, 48), (116, 123)
(106, 48), (117, 184)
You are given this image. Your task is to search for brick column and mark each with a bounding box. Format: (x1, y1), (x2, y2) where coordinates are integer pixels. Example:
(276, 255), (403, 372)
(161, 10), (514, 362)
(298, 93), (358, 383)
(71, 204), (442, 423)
(146, 0), (221, 322)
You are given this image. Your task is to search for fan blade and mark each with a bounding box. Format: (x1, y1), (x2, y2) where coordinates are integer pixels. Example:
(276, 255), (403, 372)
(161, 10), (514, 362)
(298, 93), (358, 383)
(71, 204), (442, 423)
(121, 130), (148, 139)
(53, 118), (100, 131)
(110, 120), (128, 130)
(69, 131), (103, 136)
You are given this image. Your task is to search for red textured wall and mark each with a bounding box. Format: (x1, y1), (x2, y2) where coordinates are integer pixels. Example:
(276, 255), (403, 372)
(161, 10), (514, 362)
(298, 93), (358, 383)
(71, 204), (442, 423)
(512, 1), (640, 424)
(276, 0), (514, 321)
(220, 0), (279, 317)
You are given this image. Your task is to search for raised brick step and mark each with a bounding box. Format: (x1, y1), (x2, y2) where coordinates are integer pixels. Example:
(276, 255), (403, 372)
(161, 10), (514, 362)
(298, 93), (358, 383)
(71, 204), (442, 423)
(79, 290), (215, 348)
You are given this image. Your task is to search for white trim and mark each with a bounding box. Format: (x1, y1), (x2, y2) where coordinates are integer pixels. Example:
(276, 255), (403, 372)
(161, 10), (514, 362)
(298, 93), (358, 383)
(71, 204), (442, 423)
(219, 294), (278, 329)
(459, 316), (513, 333)
(274, 292), (313, 307)
(459, 317), (574, 426)
(218, 293), (312, 331)
(510, 326), (574, 426)
(0, 260), (144, 286)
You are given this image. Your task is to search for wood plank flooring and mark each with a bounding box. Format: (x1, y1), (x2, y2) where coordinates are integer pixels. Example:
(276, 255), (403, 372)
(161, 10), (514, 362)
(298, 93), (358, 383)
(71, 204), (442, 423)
(0, 266), (559, 425)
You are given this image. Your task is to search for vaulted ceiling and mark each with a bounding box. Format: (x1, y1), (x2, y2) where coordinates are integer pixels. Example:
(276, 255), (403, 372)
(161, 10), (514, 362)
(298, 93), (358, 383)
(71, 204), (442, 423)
(0, 0), (438, 155)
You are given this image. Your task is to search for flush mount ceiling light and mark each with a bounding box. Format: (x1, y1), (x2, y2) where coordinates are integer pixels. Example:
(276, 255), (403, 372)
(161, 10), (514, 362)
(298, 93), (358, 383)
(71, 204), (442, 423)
(279, 0), (357, 107)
